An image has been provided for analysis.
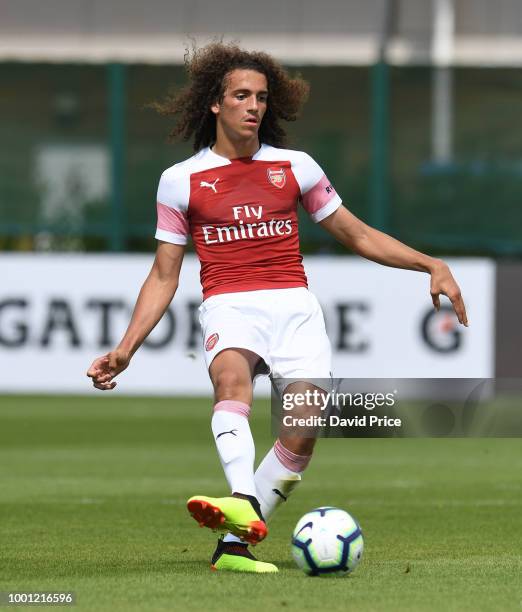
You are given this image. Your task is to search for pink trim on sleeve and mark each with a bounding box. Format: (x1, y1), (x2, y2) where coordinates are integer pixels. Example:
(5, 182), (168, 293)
(156, 202), (189, 236)
(301, 174), (337, 215)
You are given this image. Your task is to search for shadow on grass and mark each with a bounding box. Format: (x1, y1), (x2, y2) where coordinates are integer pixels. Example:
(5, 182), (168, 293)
(4, 555), (316, 581)
(2, 557), (215, 579)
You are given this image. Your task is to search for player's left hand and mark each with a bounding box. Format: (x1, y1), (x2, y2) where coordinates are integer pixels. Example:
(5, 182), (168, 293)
(429, 261), (469, 326)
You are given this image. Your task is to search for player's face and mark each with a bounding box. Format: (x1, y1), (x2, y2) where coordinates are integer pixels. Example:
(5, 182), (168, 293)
(211, 69), (268, 142)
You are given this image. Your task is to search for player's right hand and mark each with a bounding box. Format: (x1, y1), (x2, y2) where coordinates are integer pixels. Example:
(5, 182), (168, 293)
(86, 349), (130, 391)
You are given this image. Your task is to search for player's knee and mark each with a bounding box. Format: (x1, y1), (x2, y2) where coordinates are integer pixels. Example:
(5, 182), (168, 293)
(213, 369), (250, 401)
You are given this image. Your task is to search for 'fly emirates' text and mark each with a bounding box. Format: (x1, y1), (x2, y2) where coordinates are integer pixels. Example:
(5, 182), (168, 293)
(201, 204), (293, 244)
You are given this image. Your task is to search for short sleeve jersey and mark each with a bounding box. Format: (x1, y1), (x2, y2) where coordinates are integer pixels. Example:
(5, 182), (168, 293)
(155, 144), (342, 299)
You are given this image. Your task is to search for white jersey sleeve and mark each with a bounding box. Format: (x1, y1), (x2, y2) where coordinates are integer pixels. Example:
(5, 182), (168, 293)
(292, 153), (342, 223)
(155, 166), (190, 245)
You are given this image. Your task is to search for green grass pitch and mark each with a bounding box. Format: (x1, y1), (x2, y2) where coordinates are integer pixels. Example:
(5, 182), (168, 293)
(0, 395), (520, 611)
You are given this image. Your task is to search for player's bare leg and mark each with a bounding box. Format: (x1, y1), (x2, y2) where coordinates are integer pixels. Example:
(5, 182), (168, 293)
(208, 348), (262, 522)
(276, 382), (326, 455)
(186, 348), (277, 571)
(279, 434), (316, 456)
(209, 347), (259, 404)
(254, 382), (323, 522)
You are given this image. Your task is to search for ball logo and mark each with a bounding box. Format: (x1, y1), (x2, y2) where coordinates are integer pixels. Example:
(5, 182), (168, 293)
(267, 167), (286, 189)
(205, 332), (219, 351)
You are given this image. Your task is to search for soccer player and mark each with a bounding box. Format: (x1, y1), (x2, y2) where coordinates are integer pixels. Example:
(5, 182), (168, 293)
(87, 43), (468, 573)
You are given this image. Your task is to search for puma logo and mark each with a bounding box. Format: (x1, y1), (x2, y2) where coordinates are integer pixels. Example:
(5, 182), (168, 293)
(272, 488), (288, 501)
(200, 178), (219, 193)
(216, 428), (238, 440)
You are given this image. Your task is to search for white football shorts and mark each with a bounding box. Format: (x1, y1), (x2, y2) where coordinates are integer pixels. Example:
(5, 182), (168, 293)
(198, 287), (332, 381)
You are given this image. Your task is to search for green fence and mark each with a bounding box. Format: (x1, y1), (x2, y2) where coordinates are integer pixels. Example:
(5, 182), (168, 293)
(1, 62), (521, 255)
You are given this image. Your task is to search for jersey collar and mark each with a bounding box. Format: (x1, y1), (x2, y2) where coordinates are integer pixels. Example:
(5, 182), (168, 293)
(207, 144), (265, 163)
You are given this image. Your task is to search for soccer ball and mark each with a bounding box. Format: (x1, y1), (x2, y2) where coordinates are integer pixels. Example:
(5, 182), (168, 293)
(291, 507), (364, 576)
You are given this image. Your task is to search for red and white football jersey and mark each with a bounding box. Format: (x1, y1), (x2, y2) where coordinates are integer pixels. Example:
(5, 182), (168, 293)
(155, 144), (341, 299)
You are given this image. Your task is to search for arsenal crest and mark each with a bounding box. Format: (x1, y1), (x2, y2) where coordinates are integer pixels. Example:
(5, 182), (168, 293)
(205, 333), (219, 351)
(267, 167), (286, 189)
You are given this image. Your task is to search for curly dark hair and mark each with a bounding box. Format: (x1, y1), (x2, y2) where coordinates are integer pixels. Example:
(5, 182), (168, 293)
(152, 42), (310, 151)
